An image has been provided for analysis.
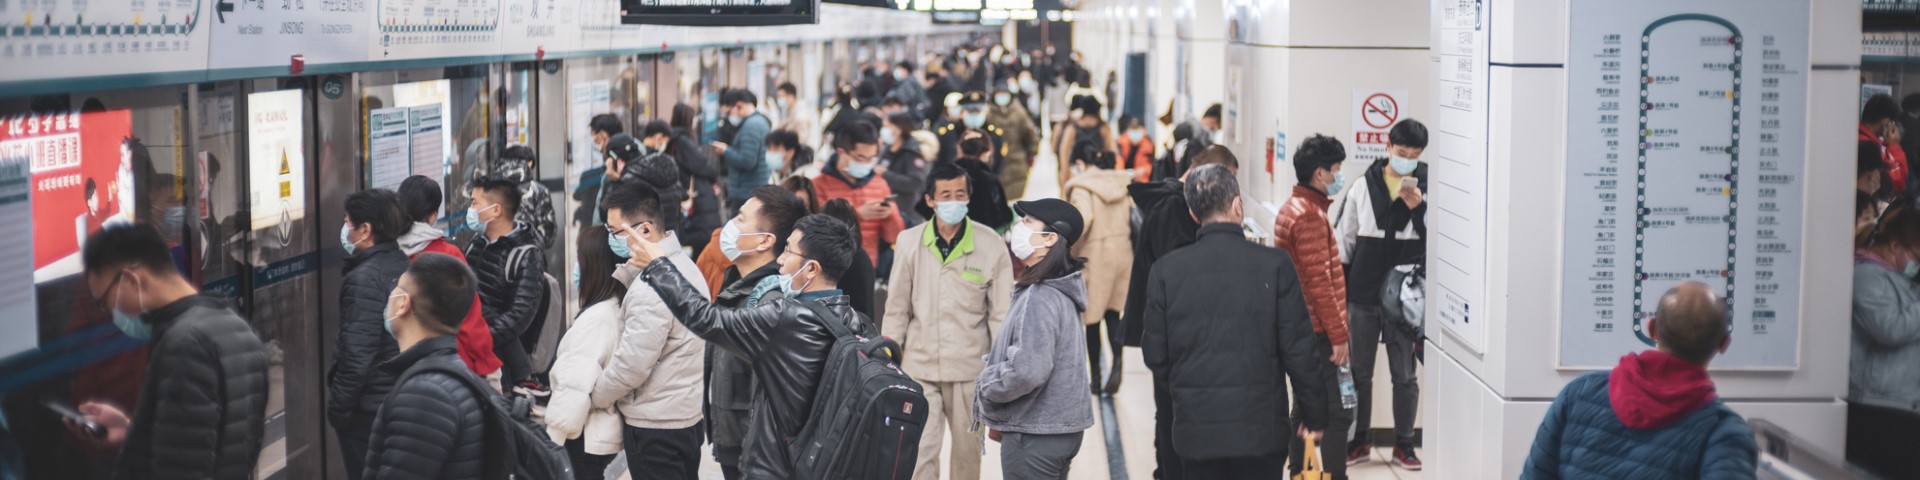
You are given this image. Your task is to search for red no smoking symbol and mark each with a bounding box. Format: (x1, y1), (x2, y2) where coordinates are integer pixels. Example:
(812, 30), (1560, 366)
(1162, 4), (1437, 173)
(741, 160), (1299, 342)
(1362, 93), (1399, 129)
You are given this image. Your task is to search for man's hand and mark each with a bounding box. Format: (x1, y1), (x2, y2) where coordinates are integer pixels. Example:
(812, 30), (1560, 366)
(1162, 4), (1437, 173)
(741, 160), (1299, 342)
(68, 402), (130, 449)
(709, 142), (730, 155)
(625, 233), (667, 267)
(1330, 343), (1350, 366)
(1401, 183), (1424, 209)
(859, 199), (892, 220)
(1297, 426), (1323, 441)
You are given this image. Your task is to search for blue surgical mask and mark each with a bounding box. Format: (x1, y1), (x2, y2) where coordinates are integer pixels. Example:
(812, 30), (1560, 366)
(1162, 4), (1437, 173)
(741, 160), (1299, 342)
(1127, 130), (1144, 143)
(609, 232), (633, 259)
(779, 261), (815, 294)
(765, 151), (786, 172)
(730, 114), (746, 125)
(163, 207), (185, 234)
(1905, 261), (1918, 278)
(384, 293), (408, 337)
(571, 267), (581, 289)
(935, 201), (969, 225)
(340, 224), (359, 255)
(114, 311), (151, 340)
(963, 112), (987, 129)
(465, 204), (495, 233)
(844, 159), (875, 178)
(994, 93), (1012, 106)
(1327, 171), (1347, 195)
(1390, 156), (1419, 175)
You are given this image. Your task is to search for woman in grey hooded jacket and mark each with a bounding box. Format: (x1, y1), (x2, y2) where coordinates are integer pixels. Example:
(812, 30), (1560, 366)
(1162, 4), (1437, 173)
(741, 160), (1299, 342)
(975, 200), (1095, 480)
(1851, 199), (1920, 476)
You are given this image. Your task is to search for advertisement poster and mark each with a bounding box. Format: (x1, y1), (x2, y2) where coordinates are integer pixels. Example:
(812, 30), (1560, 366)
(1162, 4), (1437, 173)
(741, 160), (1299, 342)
(3, 110), (132, 282)
(248, 90), (307, 245)
(1351, 88), (1408, 164)
(1561, 0), (1808, 369)
(0, 153), (35, 358)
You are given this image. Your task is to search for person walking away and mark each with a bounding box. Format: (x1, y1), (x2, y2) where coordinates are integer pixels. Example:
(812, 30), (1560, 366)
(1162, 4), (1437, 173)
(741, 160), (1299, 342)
(820, 199), (880, 319)
(652, 120), (724, 257)
(620, 215), (877, 479)
(1122, 145), (1239, 479)
(1861, 95), (1907, 196)
(1056, 97), (1117, 188)
(883, 162), (1014, 480)
(464, 175), (549, 391)
(1521, 282), (1757, 479)
(1333, 120), (1427, 470)
(988, 85), (1041, 201)
(1275, 134), (1356, 480)
(976, 199), (1096, 480)
(68, 223), (269, 479)
(1117, 115), (1156, 183)
(881, 112), (932, 226)
(396, 176), (502, 378)
(1142, 165), (1327, 476)
(704, 186), (809, 479)
(714, 90), (773, 211)
(814, 121), (904, 269)
(496, 145), (557, 249)
(1061, 150), (1135, 394)
(545, 225), (628, 480)
(1847, 200), (1920, 479)
(951, 132), (1015, 233)
(330, 189), (415, 479)
(592, 181), (711, 480)
(360, 254), (490, 479)
(773, 82), (817, 145)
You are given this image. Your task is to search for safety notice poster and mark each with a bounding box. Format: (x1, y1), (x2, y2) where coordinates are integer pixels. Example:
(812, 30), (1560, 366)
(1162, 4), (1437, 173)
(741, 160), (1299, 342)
(369, 107), (412, 190)
(248, 90), (307, 238)
(1561, 0), (1807, 369)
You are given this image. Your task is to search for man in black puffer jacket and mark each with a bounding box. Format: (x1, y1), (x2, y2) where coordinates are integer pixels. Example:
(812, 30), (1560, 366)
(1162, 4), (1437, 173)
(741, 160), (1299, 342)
(623, 215), (875, 480)
(659, 120), (725, 256)
(330, 189), (417, 479)
(465, 175), (550, 390)
(363, 253), (489, 479)
(72, 223), (269, 479)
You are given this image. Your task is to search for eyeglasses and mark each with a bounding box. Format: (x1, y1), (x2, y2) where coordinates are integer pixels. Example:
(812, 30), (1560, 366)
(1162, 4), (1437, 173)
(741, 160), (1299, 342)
(93, 270), (126, 312)
(611, 221), (652, 239)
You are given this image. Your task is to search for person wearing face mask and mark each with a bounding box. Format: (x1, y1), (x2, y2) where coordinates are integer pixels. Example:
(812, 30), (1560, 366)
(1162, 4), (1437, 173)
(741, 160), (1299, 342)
(495, 145), (557, 250)
(814, 120), (904, 268)
(1117, 115), (1157, 183)
(988, 84), (1041, 201)
(620, 215), (878, 479)
(884, 162), (1014, 480)
(593, 180), (711, 480)
(701, 186), (809, 480)
(773, 82), (817, 145)
(1331, 119), (1428, 470)
(1849, 197), (1920, 477)
(68, 223), (269, 479)
(1274, 134), (1355, 480)
(951, 131), (1016, 233)
(976, 199), (1094, 479)
(575, 115), (628, 227)
(937, 91), (1006, 166)
(464, 175), (549, 392)
(881, 112), (931, 226)
(360, 253), (490, 479)
(888, 60), (930, 118)
(395, 176), (502, 380)
(329, 189), (416, 479)
(712, 89), (774, 211)
(544, 225), (627, 480)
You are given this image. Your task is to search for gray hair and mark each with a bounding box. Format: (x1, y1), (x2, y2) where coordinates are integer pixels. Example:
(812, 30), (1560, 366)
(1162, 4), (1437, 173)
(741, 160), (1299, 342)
(1184, 164), (1240, 221)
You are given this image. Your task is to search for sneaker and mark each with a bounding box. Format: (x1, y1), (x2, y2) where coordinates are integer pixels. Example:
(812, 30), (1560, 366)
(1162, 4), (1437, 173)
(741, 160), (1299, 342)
(1392, 446), (1422, 470)
(1346, 442), (1372, 466)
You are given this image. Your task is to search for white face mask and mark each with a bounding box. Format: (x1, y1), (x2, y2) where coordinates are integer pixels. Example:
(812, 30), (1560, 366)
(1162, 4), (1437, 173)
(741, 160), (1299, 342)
(1008, 222), (1046, 260)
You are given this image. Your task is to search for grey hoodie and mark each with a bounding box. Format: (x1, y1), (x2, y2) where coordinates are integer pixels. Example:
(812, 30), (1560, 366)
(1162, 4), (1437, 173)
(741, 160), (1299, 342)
(974, 271), (1095, 435)
(396, 222), (444, 257)
(1852, 257), (1920, 414)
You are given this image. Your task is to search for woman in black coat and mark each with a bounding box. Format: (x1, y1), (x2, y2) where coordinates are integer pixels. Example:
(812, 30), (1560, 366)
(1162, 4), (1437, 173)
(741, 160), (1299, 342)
(330, 189), (416, 479)
(819, 199), (879, 321)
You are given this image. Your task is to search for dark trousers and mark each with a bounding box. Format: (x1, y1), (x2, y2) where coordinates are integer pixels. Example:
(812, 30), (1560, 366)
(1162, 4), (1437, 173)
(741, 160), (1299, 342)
(622, 423), (704, 480)
(1179, 453), (1285, 478)
(1348, 303), (1419, 448)
(713, 445), (744, 480)
(1152, 376), (1184, 480)
(1848, 402), (1920, 479)
(565, 437), (617, 480)
(1086, 311), (1124, 391)
(331, 410), (376, 480)
(496, 340), (531, 392)
(1288, 336), (1351, 480)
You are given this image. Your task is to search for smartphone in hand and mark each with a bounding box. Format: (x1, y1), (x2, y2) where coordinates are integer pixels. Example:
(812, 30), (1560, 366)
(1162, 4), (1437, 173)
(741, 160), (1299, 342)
(44, 398), (104, 438)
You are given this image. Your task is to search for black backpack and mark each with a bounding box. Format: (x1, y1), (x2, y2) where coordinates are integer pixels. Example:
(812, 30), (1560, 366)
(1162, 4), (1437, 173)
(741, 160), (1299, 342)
(395, 355), (574, 480)
(788, 303), (929, 480)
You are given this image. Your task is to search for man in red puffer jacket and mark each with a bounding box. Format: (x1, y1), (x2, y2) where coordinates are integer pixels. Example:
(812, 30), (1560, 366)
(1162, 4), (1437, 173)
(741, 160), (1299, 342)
(1273, 135), (1355, 480)
(397, 175), (502, 379)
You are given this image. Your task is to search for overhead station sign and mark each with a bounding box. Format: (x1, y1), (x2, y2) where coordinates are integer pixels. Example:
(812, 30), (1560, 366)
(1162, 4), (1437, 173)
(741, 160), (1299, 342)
(908, 0), (1070, 25)
(620, 0), (820, 26)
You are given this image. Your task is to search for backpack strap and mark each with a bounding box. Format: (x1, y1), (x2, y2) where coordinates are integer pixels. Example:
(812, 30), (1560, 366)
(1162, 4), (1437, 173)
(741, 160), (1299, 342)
(504, 244), (537, 284)
(799, 301), (897, 363)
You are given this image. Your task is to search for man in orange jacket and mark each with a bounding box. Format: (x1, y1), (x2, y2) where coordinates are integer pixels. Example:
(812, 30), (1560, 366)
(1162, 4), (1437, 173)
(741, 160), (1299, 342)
(1273, 134), (1355, 480)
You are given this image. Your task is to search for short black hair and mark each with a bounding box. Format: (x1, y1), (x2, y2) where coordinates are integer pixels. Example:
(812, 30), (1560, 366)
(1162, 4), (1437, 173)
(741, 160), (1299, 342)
(820, 199), (861, 246)
(1119, 114), (1143, 131)
(1203, 103), (1223, 120)
(834, 120), (880, 152)
(398, 175), (444, 223)
(958, 130), (993, 158)
(501, 144), (536, 165)
(1388, 119), (1429, 149)
(1184, 164), (1240, 221)
(724, 89), (759, 108)
(589, 114), (623, 136)
(1293, 134), (1347, 185)
(923, 160), (972, 198)
(344, 189), (412, 243)
(642, 120), (673, 140)
(82, 222), (176, 277)
(777, 82), (798, 97)
(793, 214), (858, 283)
(897, 60), (915, 72)
(602, 179), (663, 227)
(405, 252), (478, 334)
(767, 129), (803, 151)
(750, 185), (808, 254)
(1190, 145), (1240, 171)
(469, 175), (523, 218)
(886, 112), (916, 134)
(1863, 94), (1902, 124)
(1862, 140), (1887, 180)
(85, 178), (96, 197)
(881, 97), (906, 109)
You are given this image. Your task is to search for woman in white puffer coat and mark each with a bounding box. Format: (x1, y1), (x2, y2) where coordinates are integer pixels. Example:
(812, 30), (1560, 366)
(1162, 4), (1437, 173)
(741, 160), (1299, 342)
(546, 225), (627, 479)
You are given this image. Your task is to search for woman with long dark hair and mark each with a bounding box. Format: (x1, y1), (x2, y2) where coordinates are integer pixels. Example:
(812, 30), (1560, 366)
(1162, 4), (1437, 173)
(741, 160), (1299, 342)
(975, 198), (1094, 480)
(545, 225), (628, 480)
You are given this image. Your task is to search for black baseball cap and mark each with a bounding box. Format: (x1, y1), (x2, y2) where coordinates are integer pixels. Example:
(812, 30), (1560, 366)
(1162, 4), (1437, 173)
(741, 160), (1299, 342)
(1012, 198), (1084, 247)
(607, 133), (644, 162)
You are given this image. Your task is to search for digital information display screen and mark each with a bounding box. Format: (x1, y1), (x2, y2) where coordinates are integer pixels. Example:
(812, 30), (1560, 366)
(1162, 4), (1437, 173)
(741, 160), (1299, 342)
(620, 0), (820, 26)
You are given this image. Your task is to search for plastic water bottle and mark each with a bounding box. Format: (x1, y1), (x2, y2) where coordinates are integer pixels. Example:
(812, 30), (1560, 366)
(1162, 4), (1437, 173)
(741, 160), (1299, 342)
(1338, 364), (1358, 410)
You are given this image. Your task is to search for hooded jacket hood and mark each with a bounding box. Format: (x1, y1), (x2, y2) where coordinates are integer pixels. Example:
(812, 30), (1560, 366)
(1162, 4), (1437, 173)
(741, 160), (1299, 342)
(1128, 178), (1183, 209)
(494, 159), (533, 184)
(1609, 350), (1718, 430)
(1035, 270), (1089, 314)
(397, 222), (444, 257)
(1063, 168), (1133, 203)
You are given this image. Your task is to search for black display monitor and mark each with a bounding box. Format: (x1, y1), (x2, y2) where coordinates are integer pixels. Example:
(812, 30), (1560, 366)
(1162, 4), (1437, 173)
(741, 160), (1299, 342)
(620, 0), (820, 26)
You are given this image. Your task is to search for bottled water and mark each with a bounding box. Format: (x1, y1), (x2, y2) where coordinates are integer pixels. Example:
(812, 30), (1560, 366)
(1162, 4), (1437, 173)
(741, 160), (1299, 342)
(1338, 364), (1358, 410)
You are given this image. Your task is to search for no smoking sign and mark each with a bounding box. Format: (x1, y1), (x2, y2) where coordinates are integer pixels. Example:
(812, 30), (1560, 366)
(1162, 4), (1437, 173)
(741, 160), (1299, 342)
(1351, 88), (1409, 161)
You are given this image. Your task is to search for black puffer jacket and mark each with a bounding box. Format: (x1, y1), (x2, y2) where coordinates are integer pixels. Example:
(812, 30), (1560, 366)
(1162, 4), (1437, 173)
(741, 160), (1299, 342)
(640, 259), (876, 480)
(1141, 224), (1327, 460)
(361, 335), (487, 480)
(670, 131), (725, 251)
(1122, 178), (1199, 346)
(464, 225), (548, 378)
(114, 295), (269, 480)
(329, 241), (409, 419)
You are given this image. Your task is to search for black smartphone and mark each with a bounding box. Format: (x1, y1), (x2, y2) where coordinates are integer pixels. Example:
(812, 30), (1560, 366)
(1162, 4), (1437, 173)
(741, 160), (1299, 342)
(43, 398), (104, 438)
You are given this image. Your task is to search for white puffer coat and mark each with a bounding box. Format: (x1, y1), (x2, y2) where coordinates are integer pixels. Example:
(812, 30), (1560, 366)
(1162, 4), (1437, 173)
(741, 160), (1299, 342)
(545, 300), (625, 454)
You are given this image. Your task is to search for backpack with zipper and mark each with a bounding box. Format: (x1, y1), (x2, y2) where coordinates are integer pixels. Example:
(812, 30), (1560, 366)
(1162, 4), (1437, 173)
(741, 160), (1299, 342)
(393, 354), (573, 480)
(787, 302), (929, 480)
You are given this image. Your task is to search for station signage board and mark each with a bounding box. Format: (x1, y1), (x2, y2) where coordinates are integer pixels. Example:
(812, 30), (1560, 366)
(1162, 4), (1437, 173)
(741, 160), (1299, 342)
(621, 0), (820, 26)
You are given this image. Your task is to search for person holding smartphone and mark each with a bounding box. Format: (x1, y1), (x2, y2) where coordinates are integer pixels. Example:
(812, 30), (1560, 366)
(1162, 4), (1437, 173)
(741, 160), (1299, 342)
(812, 120), (904, 272)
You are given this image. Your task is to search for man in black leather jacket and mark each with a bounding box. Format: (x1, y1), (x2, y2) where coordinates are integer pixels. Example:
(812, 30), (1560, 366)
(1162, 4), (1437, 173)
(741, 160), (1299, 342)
(621, 214), (874, 480)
